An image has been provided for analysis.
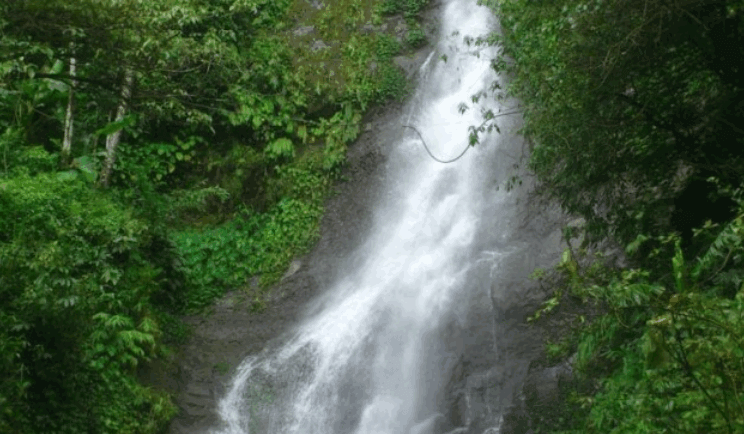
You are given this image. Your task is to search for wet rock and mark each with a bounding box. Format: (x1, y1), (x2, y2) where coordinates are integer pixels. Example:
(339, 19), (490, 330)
(436, 179), (570, 434)
(182, 383), (214, 417)
(361, 22), (378, 35)
(530, 362), (573, 401)
(491, 358), (576, 433)
(214, 290), (244, 310)
(309, 0), (324, 9)
(293, 25), (315, 37)
(523, 362), (573, 408)
(311, 40), (330, 51)
(281, 259), (302, 281)
(447, 390), (468, 428)
(411, 413), (451, 434)
(249, 275), (260, 290)
(394, 20), (409, 42)
(500, 399), (531, 434)
(393, 49), (435, 79)
(186, 383), (211, 398)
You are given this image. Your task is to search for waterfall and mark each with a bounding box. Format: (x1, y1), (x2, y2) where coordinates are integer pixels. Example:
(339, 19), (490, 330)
(211, 1), (525, 433)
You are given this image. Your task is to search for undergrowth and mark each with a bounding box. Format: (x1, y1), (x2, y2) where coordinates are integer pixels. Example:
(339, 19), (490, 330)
(172, 156), (331, 311)
(174, 198), (323, 311)
(0, 0), (434, 431)
(377, 0), (429, 18)
(527, 204), (744, 434)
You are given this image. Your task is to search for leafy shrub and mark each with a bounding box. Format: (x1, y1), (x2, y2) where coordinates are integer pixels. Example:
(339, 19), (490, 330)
(264, 137), (296, 162)
(533, 206), (744, 434)
(377, 0), (429, 18)
(405, 27), (427, 48)
(375, 34), (401, 60)
(115, 135), (200, 186)
(173, 158), (333, 310)
(13, 146), (59, 174)
(0, 174), (176, 433)
(174, 198), (324, 310)
(375, 64), (409, 102)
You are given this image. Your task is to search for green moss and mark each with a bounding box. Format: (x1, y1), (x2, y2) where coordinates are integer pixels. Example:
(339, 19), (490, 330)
(213, 362), (231, 375)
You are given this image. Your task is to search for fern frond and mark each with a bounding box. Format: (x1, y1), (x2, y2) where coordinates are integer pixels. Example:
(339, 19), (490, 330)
(692, 212), (744, 283)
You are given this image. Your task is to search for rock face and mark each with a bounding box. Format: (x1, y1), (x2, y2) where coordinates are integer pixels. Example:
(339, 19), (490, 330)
(292, 25), (315, 37)
(394, 49), (435, 78)
(433, 194), (568, 434)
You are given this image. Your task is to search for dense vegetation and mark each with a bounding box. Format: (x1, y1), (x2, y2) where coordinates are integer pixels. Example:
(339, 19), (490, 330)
(11, 0), (743, 431)
(484, 0), (744, 432)
(0, 0), (430, 431)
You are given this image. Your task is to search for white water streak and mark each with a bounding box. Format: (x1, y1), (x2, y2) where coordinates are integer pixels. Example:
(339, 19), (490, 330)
(212, 1), (508, 433)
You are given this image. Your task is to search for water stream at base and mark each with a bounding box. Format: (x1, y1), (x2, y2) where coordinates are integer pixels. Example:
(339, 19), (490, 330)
(211, 1), (524, 432)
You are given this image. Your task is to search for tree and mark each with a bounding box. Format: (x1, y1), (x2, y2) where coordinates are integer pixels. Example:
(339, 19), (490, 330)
(490, 0), (744, 245)
(61, 44), (75, 165)
(0, 174), (176, 432)
(486, 1), (744, 432)
(100, 70), (134, 187)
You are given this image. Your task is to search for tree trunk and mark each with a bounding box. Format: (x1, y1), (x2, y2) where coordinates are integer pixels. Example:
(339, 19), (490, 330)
(61, 50), (76, 166)
(99, 70), (134, 187)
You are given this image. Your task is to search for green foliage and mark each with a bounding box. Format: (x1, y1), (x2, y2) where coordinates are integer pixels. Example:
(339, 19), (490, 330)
(577, 282), (744, 433)
(112, 133), (199, 187)
(491, 0), (744, 245)
(376, 64), (409, 102)
(531, 207), (744, 434)
(483, 0), (744, 432)
(0, 174), (176, 433)
(265, 137), (296, 162)
(12, 146), (59, 175)
(213, 361), (231, 375)
(169, 185), (231, 220)
(405, 26), (427, 48)
(527, 290), (562, 323)
(0, 0), (434, 430)
(156, 311), (191, 345)
(377, 0), (428, 18)
(375, 34), (401, 60)
(174, 197), (324, 310)
(173, 153), (332, 310)
(319, 106), (362, 172)
(268, 163), (332, 204)
(95, 115), (136, 137)
(545, 337), (573, 364)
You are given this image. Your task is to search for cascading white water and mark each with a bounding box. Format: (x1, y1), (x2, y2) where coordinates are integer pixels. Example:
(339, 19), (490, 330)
(211, 1), (520, 433)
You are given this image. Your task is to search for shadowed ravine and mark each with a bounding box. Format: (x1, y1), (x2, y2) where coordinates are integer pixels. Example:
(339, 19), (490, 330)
(208, 1), (564, 433)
